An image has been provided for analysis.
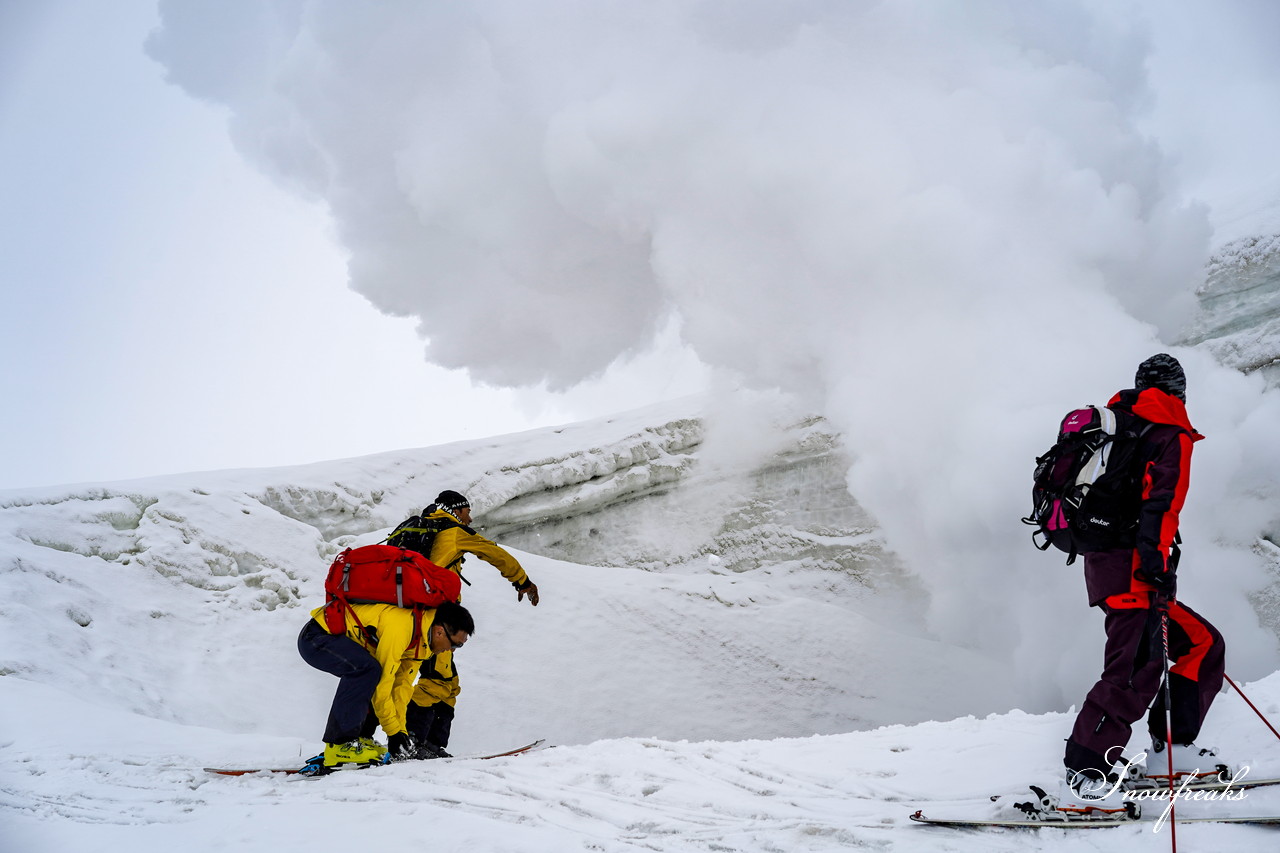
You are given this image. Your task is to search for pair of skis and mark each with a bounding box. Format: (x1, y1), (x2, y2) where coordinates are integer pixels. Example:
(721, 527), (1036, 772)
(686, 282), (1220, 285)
(911, 770), (1280, 828)
(204, 739), (547, 777)
(209, 739), (1280, 827)
(917, 660), (1280, 830)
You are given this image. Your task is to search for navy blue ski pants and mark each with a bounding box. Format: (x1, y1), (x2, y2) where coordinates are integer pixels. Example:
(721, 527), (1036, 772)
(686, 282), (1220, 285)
(297, 619), (381, 744)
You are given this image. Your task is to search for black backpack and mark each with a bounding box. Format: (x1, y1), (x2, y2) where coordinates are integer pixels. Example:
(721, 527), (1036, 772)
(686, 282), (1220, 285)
(385, 506), (462, 559)
(1022, 405), (1152, 564)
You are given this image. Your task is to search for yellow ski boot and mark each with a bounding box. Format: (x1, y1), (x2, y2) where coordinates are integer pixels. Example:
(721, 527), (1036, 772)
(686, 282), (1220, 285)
(323, 739), (389, 769)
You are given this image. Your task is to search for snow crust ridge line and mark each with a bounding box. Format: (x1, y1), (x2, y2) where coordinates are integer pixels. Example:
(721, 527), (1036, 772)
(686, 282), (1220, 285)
(244, 416), (704, 541)
(471, 418), (704, 531)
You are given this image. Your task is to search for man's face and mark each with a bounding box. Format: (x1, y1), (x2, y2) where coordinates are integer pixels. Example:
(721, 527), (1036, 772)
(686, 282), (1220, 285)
(456, 506), (472, 526)
(431, 624), (469, 654)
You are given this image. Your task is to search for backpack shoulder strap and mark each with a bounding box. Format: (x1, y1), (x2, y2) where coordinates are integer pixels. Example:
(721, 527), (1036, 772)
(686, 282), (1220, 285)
(1095, 405), (1117, 435)
(1108, 406), (1160, 441)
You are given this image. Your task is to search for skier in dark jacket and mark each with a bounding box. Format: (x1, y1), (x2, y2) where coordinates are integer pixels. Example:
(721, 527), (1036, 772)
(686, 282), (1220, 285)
(1061, 354), (1228, 807)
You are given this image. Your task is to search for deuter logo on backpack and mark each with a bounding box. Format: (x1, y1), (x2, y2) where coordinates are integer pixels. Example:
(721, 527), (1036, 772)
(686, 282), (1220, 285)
(1023, 405), (1148, 564)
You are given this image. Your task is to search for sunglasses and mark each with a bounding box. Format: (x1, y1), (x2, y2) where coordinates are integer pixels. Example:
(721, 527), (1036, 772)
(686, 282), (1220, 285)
(439, 626), (467, 650)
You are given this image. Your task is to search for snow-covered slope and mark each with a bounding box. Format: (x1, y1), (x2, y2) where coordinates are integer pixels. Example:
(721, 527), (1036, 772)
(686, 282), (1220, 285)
(0, 398), (991, 743)
(5, 390), (1280, 850)
(6, 661), (1280, 851)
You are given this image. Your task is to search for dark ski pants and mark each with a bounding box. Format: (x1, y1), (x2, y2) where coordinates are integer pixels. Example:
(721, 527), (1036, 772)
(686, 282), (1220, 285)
(297, 619), (382, 745)
(405, 700), (455, 749)
(1065, 599), (1225, 774)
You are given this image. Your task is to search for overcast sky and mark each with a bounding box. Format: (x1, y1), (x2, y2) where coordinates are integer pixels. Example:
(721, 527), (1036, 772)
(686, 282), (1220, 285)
(2, 0), (1278, 492)
(0, 0), (706, 490)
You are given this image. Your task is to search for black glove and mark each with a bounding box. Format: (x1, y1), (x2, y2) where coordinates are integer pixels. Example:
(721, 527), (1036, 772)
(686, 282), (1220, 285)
(515, 579), (540, 606)
(388, 731), (415, 761)
(1135, 563), (1177, 602)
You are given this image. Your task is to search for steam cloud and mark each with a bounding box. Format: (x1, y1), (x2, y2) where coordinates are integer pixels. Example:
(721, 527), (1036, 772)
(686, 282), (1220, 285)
(149, 1), (1280, 709)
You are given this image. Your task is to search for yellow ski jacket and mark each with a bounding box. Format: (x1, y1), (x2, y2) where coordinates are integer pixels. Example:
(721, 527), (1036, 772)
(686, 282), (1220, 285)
(309, 602), (432, 737)
(412, 647), (461, 708)
(425, 509), (529, 588)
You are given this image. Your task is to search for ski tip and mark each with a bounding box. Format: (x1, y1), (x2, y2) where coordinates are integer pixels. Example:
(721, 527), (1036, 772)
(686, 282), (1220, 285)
(470, 739), (548, 759)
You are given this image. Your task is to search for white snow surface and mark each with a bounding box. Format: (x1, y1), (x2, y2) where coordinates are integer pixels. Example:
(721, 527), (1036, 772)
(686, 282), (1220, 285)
(4, 400), (1280, 852)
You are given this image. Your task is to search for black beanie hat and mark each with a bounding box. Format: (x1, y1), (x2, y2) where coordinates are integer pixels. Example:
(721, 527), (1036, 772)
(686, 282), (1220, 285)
(434, 490), (471, 513)
(1135, 353), (1186, 401)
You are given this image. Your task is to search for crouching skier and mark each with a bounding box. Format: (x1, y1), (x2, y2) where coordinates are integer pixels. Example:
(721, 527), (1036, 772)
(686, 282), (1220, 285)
(388, 490), (538, 759)
(297, 599), (475, 772)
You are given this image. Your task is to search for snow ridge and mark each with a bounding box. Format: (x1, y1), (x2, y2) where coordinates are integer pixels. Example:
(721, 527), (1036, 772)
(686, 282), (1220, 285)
(1186, 232), (1280, 386)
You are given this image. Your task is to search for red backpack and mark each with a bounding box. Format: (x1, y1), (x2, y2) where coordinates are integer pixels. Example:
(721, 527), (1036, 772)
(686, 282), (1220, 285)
(320, 544), (462, 640)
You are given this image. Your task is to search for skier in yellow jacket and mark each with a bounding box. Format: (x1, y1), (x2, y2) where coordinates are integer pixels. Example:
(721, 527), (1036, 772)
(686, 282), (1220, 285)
(386, 490), (538, 758)
(297, 598), (475, 769)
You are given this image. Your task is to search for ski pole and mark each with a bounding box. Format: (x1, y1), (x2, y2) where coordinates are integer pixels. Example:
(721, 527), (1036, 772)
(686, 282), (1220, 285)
(1160, 606), (1178, 852)
(1225, 673), (1280, 742)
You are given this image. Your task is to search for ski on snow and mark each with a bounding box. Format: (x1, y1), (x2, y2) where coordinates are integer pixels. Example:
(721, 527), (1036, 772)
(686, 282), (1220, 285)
(988, 772), (1280, 799)
(910, 810), (1280, 828)
(913, 770), (1280, 829)
(204, 739), (547, 776)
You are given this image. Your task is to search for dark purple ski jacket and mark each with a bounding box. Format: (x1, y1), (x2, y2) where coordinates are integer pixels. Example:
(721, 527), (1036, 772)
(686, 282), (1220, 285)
(1081, 387), (1204, 608)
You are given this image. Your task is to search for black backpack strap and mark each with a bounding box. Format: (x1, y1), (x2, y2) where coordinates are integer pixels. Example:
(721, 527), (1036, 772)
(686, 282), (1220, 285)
(384, 514), (424, 544)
